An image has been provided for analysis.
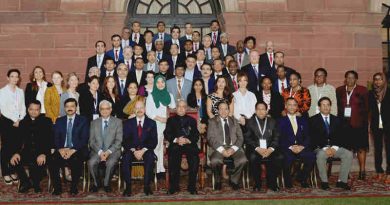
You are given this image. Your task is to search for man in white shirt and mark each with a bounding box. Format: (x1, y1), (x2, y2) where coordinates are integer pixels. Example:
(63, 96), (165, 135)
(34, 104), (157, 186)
(132, 44), (144, 62)
(129, 57), (147, 87)
(180, 22), (193, 42)
(274, 66), (289, 94)
(131, 21), (144, 45)
(115, 63), (130, 100)
(192, 31), (202, 52)
(218, 33), (236, 58)
(212, 59), (226, 80)
(164, 26), (183, 54)
(153, 21), (171, 42)
(100, 58), (116, 84)
(154, 39), (166, 62)
(85, 40), (107, 82)
(184, 54), (201, 81)
(106, 34), (123, 63)
(202, 35), (213, 61)
(142, 30), (154, 54)
(195, 49), (205, 71)
(121, 27), (135, 48)
(207, 20), (221, 47)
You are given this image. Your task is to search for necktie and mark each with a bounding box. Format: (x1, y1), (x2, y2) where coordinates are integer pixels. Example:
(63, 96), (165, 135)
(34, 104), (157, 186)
(120, 80), (125, 95)
(238, 54), (242, 67)
(289, 116), (298, 135)
(138, 120), (142, 140)
(127, 60), (130, 70)
(253, 65), (258, 78)
(224, 118), (231, 145)
(232, 76), (238, 91)
(177, 79), (182, 99)
(134, 34), (138, 43)
(281, 81), (285, 91)
(157, 52), (161, 61)
(108, 71), (112, 76)
(103, 120), (108, 150)
(269, 53), (273, 65)
(159, 33), (163, 39)
(213, 32), (217, 46)
(115, 50), (118, 61)
(66, 118), (73, 148)
(324, 117), (330, 135)
(97, 55), (102, 67)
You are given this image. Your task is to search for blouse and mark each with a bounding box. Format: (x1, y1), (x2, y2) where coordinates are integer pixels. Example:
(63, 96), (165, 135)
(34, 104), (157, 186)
(0, 85), (26, 122)
(233, 90), (257, 120)
(307, 84), (338, 117)
(281, 87), (311, 115)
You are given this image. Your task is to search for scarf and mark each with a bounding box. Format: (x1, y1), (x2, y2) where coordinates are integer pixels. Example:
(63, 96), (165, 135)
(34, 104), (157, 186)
(151, 75), (171, 108)
(373, 72), (388, 103)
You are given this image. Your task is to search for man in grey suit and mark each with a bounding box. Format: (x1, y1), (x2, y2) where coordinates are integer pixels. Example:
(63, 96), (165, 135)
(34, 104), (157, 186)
(166, 64), (192, 101)
(207, 102), (248, 190)
(234, 40), (250, 69)
(143, 51), (159, 73)
(88, 100), (123, 193)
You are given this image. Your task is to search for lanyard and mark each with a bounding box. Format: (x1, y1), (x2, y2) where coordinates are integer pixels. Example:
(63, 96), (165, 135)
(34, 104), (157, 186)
(345, 84), (356, 105)
(255, 117), (268, 138)
(93, 93), (98, 113)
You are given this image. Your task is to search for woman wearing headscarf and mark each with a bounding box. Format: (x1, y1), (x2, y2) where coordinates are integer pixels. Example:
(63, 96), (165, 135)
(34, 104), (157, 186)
(146, 75), (176, 175)
(369, 72), (390, 183)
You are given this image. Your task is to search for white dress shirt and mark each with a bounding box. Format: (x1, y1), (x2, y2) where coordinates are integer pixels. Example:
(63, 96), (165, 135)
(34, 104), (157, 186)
(278, 78), (288, 94)
(35, 81), (48, 113)
(145, 43), (153, 52)
(121, 39), (129, 48)
(233, 90), (257, 120)
(96, 54), (104, 68)
(0, 85), (26, 122)
(136, 70), (143, 85)
(184, 68), (195, 81)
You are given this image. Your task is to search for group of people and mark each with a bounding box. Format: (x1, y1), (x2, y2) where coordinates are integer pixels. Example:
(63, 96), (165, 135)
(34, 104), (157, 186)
(0, 19), (389, 197)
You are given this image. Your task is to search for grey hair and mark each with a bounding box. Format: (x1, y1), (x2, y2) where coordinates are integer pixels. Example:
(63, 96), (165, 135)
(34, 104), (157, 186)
(99, 100), (112, 109)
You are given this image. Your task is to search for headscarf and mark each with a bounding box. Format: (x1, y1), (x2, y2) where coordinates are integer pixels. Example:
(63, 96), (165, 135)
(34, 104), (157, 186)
(373, 72), (388, 103)
(151, 75), (171, 108)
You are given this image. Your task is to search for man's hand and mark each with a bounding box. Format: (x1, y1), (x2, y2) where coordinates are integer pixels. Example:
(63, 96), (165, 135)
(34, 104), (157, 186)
(239, 116), (246, 125)
(100, 152), (107, 161)
(263, 148), (274, 158)
(13, 120), (20, 127)
(36, 154), (46, 166)
(226, 148), (235, 156)
(65, 149), (76, 159)
(222, 150), (230, 158)
(134, 149), (145, 160)
(10, 153), (21, 166)
(59, 148), (69, 159)
(257, 148), (267, 158)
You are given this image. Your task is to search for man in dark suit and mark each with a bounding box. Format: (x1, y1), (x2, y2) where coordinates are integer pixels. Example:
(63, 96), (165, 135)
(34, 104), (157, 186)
(167, 44), (185, 73)
(234, 40), (250, 69)
(179, 39), (194, 60)
(218, 33), (236, 59)
(225, 60), (238, 92)
(272, 65), (290, 95)
(106, 34), (124, 64)
(142, 30), (155, 57)
(85, 40), (109, 82)
(259, 41), (274, 73)
(309, 97), (352, 190)
(131, 21), (144, 45)
(121, 27), (136, 48)
(156, 59), (174, 80)
(129, 57), (147, 87)
(207, 102), (248, 190)
(10, 100), (53, 193)
(99, 58), (117, 85)
(278, 97), (315, 188)
(212, 58), (228, 80)
(184, 54), (202, 81)
(119, 46), (136, 72)
(164, 100), (200, 194)
(164, 26), (184, 54)
(155, 39), (169, 62)
(115, 63), (131, 118)
(258, 77), (284, 119)
(242, 50), (269, 93)
(192, 31), (203, 52)
(269, 51), (296, 82)
(122, 100), (157, 196)
(49, 98), (89, 195)
(179, 22), (193, 42)
(244, 102), (283, 191)
(153, 21), (171, 42)
(207, 20), (221, 47)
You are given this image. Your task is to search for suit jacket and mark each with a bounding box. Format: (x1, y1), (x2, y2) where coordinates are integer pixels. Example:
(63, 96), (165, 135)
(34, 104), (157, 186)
(167, 55), (185, 73)
(234, 52), (250, 69)
(256, 90), (284, 119)
(242, 64), (269, 93)
(122, 116), (158, 151)
(272, 78), (290, 94)
(218, 44), (236, 58)
(207, 31), (221, 47)
(128, 70), (147, 87)
(143, 62), (159, 73)
(99, 70), (118, 85)
(269, 65), (296, 83)
(131, 33), (145, 45)
(309, 113), (345, 150)
(278, 116), (310, 152)
(185, 67), (202, 81)
(179, 35), (191, 42)
(207, 116), (243, 152)
(25, 82), (53, 108)
(156, 71), (174, 81)
(102, 93), (123, 119)
(115, 76), (132, 101)
(118, 58), (136, 73)
(259, 52), (274, 72)
(89, 117), (123, 155)
(85, 54), (110, 82)
(225, 74), (237, 93)
(106, 48), (124, 63)
(369, 88), (390, 135)
(164, 39), (185, 54)
(244, 116), (280, 153)
(166, 77), (192, 101)
(79, 91), (104, 121)
(155, 50), (170, 62)
(53, 114), (89, 152)
(153, 33), (171, 42)
(141, 43), (156, 56)
(164, 114), (199, 151)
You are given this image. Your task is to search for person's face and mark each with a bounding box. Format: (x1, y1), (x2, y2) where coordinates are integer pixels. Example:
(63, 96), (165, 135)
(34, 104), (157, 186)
(185, 24), (193, 34)
(156, 78), (165, 90)
(319, 100), (331, 115)
(246, 40), (254, 49)
(192, 32), (200, 42)
(261, 78), (272, 91)
(194, 80), (203, 92)
(289, 74), (300, 88)
(88, 68), (100, 77)
(100, 103), (112, 118)
(274, 53), (284, 65)
(277, 67), (286, 79)
(171, 28), (180, 39)
(132, 23), (141, 33)
(203, 37), (211, 48)
(122, 28), (131, 40)
(315, 71), (326, 85)
(28, 103), (41, 119)
(123, 48), (133, 59)
(175, 67), (185, 77)
(112, 37), (121, 48)
(249, 52), (259, 64)
(96, 42), (106, 54)
(266, 41), (274, 53)
(218, 103), (229, 118)
(211, 22), (219, 31)
(106, 77), (116, 90)
(176, 101), (187, 116)
(214, 61), (223, 72)
(255, 104), (268, 119)
(184, 41), (193, 51)
(238, 76), (248, 89)
(286, 99), (298, 115)
(7, 71), (19, 85)
(147, 52), (156, 62)
(186, 58), (196, 69)
(236, 41), (244, 53)
(170, 45), (179, 56)
(68, 76), (79, 89)
(228, 62), (238, 75)
(146, 73), (154, 85)
(135, 59), (144, 70)
(155, 41), (164, 51)
(134, 46), (143, 55)
(52, 73), (63, 86)
(105, 60), (115, 71)
(34, 68), (44, 81)
(65, 102), (77, 116)
(117, 66), (128, 78)
(127, 83), (138, 95)
(157, 23), (165, 33)
(201, 66), (212, 78)
(346, 73), (357, 87)
(159, 62), (169, 72)
(135, 101), (145, 118)
(144, 32), (153, 43)
(211, 48), (220, 58)
(374, 74), (385, 88)
(221, 35), (228, 44)
(217, 78), (226, 90)
(88, 79), (99, 91)
(196, 50), (205, 61)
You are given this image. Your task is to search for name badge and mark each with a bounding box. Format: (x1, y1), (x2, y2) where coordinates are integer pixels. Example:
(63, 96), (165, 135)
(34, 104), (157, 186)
(260, 139), (267, 149)
(344, 106), (352, 118)
(93, 114), (99, 120)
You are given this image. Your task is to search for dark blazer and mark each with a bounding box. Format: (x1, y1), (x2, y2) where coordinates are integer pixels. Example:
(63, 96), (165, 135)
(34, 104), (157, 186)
(269, 65), (296, 83)
(207, 31), (221, 47)
(99, 70), (118, 85)
(187, 92), (208, 124)
(79, 91), (104, 121)
(128, 70), (147, 87)
(102, 93), (122, 119)
(118, 58), (136, 73)
(53, 114), (89, 152)
(369, 88), (390, 135)
(156, 71), (174, 81)
(154, 50), (170, 62)
(164, 115), (200, 151)
(14, 114), (53, 157)
(217, 44), (236, 58)
(115, 76), (132, 100)
(131, 33), (145, 46)
(309, 114), (345, 150)
(278, 116), (310, 152)
(85, 54), (110, 82)
(179, 35), (191, 42)
(203, 77), (216, 94)
(225, 74), (237, 93)
(153, 33), (171, 42)
(242, 64), (269, 93)
(259, 52), (274, 72)
(106, 48), (124, 63)
(255, 90), (284, 119)
(272, 78), (290, 94)
(164, 40), (185, 54)
(122, 117), (158, 151)
(167, 55), (185, 73)
(141, 43), (156, 58)
(25, 82), (53, 108)
(244, 116), (280, 153)
(185, 67), (202, 81)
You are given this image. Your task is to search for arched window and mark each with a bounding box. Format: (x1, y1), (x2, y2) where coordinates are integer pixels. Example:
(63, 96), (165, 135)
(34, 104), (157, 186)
(126, 0), (223, 35)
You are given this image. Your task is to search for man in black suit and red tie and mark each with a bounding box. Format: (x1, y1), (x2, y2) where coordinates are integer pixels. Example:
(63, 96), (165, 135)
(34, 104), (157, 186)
(164, 26), (184, 54)
(207, 20), (221, 48)
(131, 21), (144, 45)
(242, 50), (269, 93)
(259, 41), (274, 73)
(85, 40), (109, 82)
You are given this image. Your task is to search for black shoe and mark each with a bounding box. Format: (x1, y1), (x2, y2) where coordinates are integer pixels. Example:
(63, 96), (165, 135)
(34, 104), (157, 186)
(358, 171), (366, 180)
(168, 187), (177, 194)
(104, 186), (112, 193)
(231, 183), (240, 190)
(34, 186), (42, 193)
(300, 181), (310, 188)
(189, 190), (198, 195)
(253, 184), (261, 192)
(123, 187), (131, 197)
(336, 181), (351, 190)
(285, 183), (293, 189)
(70, 187), (78, 196)
(321, 182), (330, 190)
(269, 186), (280, 192)
(144, 186), (153, 195)
(90, 185), (98, 193)
(214, 182), (222, 190)
(52, 188), (62, 196)
(18, 183), (32, 193)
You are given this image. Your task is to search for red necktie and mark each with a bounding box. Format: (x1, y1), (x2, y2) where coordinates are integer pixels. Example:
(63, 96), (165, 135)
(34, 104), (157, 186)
(194, 43), (198, 51)
(134, 34), (138, 43)
(281, 82), (285, 91)
(137, 121), (142, 140)
(232, 77), (238, 91)
(238, 54), (242, 67)
(213, 32), (217, 46)
(115, 50), (118, 61)
(127, 60), (130, 70)
(269, 53), (273, 65)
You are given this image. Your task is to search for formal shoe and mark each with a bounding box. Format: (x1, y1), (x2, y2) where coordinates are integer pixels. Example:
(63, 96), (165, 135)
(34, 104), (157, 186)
(214, 183), (222, 190)
(52, 189), (62, 196)
(18, 183), (32, 193)
(168, 188), (177, 195)
(231, 183), (240, 190)
(269, 186), (280, 192)
(70, 187), (78, 196)
(104, 186), (112, 193)
(300, 181), (310, 188)
(90, 185), (98, 193)
(10, 174), (19, 184)
(321, 182), (330, 190)
(189, 190), (198, 195)
(3, 176), (13, 185)
(358, 171), (366, 180)
(253, 184), (261, 191)
(122, 188), (131, 197)
(336, 182), (351, 190)
(285, 182), (293, 189)
(144, 187), (153, 195)
(34, 186), (42, 193)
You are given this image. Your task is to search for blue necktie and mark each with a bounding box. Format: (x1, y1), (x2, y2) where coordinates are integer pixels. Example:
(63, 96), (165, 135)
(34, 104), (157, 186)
(253, 65), (258, 79)
(102, 120), (109, 150)
(324, 117), (330, 135)
(157, 52), (161, 61)
(66, 118), (73, 148)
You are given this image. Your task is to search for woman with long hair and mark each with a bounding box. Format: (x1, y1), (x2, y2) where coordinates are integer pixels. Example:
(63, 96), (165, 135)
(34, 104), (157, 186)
(187, 78), (208, 133)
(102, 76), (121, 118)
(25, 66), (52, 113)
(206, 76), (233, 119)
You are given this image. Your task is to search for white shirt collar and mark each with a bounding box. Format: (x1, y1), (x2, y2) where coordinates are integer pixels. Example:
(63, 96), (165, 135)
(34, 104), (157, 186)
(136, 116), (145, 125)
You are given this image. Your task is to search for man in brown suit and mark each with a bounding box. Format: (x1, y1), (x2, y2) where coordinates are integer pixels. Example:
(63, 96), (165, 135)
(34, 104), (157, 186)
(207, 102), (248, 190)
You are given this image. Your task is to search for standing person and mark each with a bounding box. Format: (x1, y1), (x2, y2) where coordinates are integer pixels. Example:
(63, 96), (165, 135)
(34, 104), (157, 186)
(369, 72), (390, 182)
(200, 63), (215, 95)
(44, 71), (65, 124)
(308, 68), (337, 117)
(138, 71), (154, 97)
(102, 76), (122, 118)
(257, 76), (284, 119)
(187, 79), (208, 132)
(0, 69), (26, 185)
(336, 70), (369, 180)
(60, 72), (80, 116)
(146, 75), (176, 175)
(206, 76), (233, 119)
(281, 72), (311, 118)
(233, 73), (257, 126)
(25, 66), (52, 113)
(79, 76), (104, 122)
(122, 82), (145, 119)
